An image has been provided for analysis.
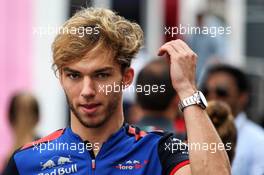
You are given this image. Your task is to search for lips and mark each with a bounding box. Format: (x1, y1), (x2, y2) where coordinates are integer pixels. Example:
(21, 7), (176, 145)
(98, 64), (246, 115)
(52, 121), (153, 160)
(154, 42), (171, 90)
(79, 103), (101, 114)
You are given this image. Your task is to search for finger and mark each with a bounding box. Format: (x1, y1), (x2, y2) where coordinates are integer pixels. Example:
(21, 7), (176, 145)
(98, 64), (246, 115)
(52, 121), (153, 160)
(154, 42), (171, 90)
(157, 48), (166, 56)
(158, 44), (180, 59)
(178, 39), (191, 50)
(162, 40), (185, 53)
(158, 40), (179, 56)
(178, 39), (198, 57)
(165, 39), (189, 52)
(170, 40), (186, 54)
(177, 39), (189, 52)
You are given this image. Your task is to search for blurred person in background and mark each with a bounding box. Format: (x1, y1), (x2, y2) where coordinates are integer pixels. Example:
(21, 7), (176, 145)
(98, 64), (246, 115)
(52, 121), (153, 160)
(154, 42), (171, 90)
(122, 49), (152, 124)
(206, 101), (237, 164)
(135, 58), (186, 140)
(187, 12), (228, 83)
(2, 92), (40, 173)
(125, 103), (143, 124)
(202, 64), (264, 175)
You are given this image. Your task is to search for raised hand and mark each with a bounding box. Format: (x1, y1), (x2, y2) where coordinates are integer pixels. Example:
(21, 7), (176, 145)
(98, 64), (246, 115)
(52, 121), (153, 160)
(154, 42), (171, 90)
(158, 39), (198, 99)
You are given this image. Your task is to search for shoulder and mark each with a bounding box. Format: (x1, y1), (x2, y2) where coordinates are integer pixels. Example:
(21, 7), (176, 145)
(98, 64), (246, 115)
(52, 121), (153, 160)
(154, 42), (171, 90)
(126, 124), (189, 174)
(157, 133), (189, 175)
(3, 129), (65, 175)
(21, 128), (65, 150)
(13, 128), (66, 158)
(15, 128), (65, 158)
(125, 124), (170, 143)
(126, 124), (187, 144)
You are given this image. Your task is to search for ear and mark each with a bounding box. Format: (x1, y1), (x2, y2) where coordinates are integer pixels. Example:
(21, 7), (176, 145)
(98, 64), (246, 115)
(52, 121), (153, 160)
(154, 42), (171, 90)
(122, 68), (134, 89)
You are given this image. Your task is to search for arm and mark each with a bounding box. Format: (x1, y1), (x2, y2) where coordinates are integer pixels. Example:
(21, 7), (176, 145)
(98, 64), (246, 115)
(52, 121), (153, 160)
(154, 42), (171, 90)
(174, 164), (191, 175)
(158, 39), (231, 175)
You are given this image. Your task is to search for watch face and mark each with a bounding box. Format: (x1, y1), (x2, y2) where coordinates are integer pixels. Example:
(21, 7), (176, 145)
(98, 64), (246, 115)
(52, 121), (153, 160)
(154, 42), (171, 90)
(198, 91), (208, 108)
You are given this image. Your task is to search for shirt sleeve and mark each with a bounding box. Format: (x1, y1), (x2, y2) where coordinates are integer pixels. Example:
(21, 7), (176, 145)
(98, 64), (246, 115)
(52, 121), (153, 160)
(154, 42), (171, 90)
(158, 133), (189, 175)
(1, 152), (20, 175)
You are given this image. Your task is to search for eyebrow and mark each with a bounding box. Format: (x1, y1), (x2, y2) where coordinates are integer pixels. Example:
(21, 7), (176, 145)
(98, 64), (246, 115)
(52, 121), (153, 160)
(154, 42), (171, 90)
(62, 67), (80, 74)
(62, 66), (114, 74)
(93, 67), (114, 73)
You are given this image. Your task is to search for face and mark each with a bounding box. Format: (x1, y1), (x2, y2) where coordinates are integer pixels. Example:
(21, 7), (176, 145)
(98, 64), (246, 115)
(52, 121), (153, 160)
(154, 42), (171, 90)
(60, 48), (133, 128)
(204, 72), (242, 116)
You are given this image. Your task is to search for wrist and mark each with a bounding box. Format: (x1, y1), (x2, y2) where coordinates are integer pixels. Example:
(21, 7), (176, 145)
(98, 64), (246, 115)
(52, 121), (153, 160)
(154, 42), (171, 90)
(174, 83), (197, 100)
(177, 88), (196, 100)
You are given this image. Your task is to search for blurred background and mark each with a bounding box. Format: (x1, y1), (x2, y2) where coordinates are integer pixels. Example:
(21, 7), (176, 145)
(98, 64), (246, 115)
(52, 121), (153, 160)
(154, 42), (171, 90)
(0, 0), (264, 172)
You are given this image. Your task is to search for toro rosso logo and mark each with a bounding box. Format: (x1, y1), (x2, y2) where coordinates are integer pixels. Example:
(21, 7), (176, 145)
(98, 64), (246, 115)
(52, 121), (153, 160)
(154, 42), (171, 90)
(39, 155), (77, 175)
(114, 160), (149, 170)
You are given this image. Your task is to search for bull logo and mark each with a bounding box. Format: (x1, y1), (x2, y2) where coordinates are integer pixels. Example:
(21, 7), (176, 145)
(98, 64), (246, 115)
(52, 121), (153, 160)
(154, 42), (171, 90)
(126, 160), (133, 164)
(125, 160), (140, 164)
(133, 160), (140, 164)
(40, 160), (56, 170)
(40, 155), (73, 170)
(57, 156), (72, 165)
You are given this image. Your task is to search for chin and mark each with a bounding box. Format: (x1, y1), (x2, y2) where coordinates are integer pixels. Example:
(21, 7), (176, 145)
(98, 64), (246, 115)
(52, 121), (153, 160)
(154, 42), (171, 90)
(82, 121), (106, 128)
(79, 115), (107, 128)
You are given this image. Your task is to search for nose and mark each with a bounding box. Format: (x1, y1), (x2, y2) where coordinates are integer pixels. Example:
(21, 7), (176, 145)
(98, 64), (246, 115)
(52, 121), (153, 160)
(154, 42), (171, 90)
(80, 77), (96, 99)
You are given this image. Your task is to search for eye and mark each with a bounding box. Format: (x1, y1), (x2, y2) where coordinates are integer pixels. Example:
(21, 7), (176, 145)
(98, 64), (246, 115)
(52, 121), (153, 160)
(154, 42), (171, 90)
(67, 73), (80, 80)
(95, 73), (110, 79)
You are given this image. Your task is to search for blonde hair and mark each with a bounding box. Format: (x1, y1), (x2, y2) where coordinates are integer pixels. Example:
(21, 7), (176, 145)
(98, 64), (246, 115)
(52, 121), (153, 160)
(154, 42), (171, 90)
(52, 8), (144, 73)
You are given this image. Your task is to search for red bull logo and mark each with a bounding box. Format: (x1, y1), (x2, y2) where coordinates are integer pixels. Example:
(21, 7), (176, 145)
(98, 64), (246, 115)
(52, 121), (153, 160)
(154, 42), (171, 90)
(38, 156), (78, 175)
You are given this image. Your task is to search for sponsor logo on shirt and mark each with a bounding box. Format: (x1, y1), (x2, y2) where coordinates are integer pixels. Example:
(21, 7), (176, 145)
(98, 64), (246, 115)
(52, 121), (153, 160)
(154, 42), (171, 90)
(38, 155), (78, 175)
(114, 160), (149, 170)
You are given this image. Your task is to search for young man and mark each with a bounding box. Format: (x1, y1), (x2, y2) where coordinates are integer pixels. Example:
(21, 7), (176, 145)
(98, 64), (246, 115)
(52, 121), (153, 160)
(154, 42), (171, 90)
(3, 8), (230, 175)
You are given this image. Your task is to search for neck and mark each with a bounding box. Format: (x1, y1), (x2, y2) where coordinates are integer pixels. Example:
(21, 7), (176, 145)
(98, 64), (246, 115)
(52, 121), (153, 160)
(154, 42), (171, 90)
(70, 105), (124, 146)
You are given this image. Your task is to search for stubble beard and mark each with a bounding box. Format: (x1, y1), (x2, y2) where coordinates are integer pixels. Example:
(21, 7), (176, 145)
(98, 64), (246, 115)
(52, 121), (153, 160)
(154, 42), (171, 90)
(65, 93), (120, 128)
